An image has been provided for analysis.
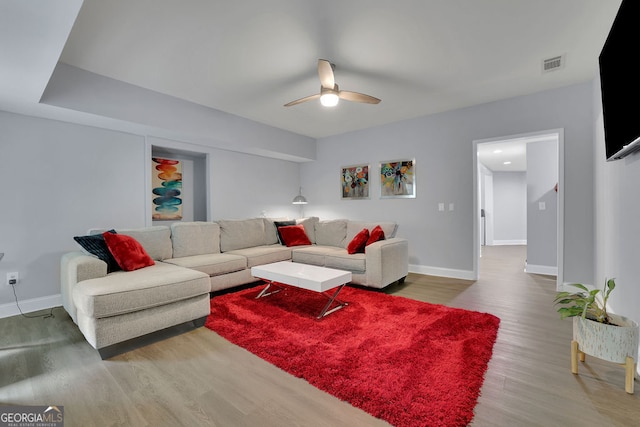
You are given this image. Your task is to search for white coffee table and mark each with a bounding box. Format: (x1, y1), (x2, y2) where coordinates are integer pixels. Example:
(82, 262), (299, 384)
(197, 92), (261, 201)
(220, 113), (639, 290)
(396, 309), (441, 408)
(251, 261), (352, 319)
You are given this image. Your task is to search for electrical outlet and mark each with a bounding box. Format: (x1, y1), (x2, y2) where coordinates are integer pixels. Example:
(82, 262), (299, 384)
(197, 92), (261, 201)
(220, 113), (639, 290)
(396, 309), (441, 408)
(7, 272), (18, 286)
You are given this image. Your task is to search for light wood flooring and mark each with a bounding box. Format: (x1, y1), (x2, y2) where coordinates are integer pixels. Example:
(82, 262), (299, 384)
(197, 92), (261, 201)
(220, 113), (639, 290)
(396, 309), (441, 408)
(1, 245), (639, 426)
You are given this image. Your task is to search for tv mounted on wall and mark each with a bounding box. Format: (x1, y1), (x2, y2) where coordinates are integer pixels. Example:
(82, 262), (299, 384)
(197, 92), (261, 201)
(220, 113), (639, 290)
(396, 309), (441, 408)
(599, 0), (640, 161)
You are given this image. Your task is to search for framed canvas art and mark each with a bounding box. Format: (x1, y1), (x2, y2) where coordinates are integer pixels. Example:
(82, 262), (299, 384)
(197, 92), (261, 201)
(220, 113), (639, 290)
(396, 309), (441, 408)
(151, 157), (183, 220)
(341, 164), (370, 199)
(379, 159), (415, 198)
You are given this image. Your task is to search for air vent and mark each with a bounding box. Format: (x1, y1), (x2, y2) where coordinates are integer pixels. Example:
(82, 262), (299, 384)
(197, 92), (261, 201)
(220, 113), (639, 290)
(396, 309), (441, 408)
(542, 55), (565, 73)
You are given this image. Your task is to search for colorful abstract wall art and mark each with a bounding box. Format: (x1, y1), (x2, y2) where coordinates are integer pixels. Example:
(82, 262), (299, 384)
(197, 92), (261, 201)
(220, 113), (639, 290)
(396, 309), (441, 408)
(380, 159), (416, 198)
(341, 164), (369, 199)
(151, 157), (183, 220)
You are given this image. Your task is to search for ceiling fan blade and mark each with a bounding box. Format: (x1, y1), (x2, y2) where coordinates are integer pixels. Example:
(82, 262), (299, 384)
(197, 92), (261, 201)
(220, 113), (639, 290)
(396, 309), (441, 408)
(318, 59), (335, 89)
(284, 93), (321, 107)
(339, 90), (381, 104)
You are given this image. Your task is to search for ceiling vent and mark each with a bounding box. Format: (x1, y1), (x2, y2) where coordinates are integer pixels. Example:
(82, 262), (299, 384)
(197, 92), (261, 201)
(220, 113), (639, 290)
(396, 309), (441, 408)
(542, 55), (565, 73)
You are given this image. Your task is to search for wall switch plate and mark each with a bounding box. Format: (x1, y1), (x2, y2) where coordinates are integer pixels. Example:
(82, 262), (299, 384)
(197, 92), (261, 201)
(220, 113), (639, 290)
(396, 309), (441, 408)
(539, 202), (546, 210)
(449, 203), (455, 211)
(438, 203), (445, 211)
(6, 272), (18, 286)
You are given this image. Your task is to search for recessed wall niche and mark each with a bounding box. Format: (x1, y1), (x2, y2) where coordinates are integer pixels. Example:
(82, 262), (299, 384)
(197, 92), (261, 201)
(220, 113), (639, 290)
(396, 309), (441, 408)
(151, 145), (207, 225)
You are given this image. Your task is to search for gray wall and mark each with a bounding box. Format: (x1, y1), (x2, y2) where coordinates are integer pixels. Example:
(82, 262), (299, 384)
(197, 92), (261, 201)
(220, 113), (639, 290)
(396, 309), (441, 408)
(526, 140), (559, 271)
(593, 77), (640, 366)
(492, 172), (527, 244)
(302, 82), (594, 281)
(0, 111), (303, 315)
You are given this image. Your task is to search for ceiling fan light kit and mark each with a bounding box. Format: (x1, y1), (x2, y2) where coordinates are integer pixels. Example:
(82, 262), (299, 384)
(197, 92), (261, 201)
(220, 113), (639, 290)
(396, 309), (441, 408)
(320, 89), (339, 107)
(285, 59), (380, 108)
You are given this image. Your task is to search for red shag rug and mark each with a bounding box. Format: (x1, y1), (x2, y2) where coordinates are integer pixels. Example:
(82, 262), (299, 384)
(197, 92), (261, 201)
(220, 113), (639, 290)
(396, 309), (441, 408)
(205, 285), (500, 427)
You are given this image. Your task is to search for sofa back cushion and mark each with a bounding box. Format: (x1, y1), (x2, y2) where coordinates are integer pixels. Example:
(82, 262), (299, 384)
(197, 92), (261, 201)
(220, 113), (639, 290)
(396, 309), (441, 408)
(219, 218), (267, 252)
(117, 226), (173, 261)
(315, 219), (348, 248)
(297, 217), (319, 244)
(346, 221), (397, 244)
(171, 222), (220, 258)
(263, 218), (288, 245)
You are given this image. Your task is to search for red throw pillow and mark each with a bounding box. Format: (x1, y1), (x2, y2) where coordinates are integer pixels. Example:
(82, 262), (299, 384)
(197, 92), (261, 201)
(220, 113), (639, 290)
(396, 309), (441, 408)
(103, 232), (155, 271)
(348, 228), (369, 254)
(366, 225), (386, 246)
(278, 225), (312, 247)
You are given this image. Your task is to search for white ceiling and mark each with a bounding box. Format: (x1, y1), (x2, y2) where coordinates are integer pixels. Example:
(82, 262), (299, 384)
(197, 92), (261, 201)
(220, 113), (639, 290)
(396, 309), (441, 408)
(477, 133), (560, 172)
(478, 140), (529, 172)
(0, 0), (623, 139)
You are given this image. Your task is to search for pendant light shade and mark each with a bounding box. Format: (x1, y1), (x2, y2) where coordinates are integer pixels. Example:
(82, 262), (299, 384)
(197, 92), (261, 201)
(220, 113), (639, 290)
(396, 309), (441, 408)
(292, 187), (308, 205)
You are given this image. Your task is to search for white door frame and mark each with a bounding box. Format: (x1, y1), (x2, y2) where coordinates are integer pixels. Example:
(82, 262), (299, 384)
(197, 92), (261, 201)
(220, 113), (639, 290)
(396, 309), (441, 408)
(472, 129), (564, 290)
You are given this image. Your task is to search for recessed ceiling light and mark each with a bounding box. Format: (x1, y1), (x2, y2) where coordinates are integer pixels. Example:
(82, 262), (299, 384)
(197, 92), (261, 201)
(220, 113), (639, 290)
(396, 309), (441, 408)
(493, 149), (502, 153)
(503, 161), (512, 165)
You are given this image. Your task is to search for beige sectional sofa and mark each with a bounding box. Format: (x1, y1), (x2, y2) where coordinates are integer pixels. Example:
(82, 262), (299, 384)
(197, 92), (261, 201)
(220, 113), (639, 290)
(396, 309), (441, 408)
(61, 217), (408, 358)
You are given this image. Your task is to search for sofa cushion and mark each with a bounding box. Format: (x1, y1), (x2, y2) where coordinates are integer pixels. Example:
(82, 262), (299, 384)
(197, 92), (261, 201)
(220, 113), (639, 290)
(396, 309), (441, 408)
(73, 262), (210, 318)
(163, 253), (246, 277)
(226, 245), (292, 268)
(346, 221), (397, 244)
(296, 217), (319, 244)
(291, 245), (344, 266)
(367, 225), (386, 246)
(74, 230), (121, 273)
(279, 225), (312, 247)
(315, 219), (347, 248)
(325, 251), (366, 274)
(273, 220), (296, 244)
(103, 232), (155, 271)
(347, 228), (369, 254)
(117, 226), (173, 261)
(219, 218), (266, 252)
(171, 222), (220, 257)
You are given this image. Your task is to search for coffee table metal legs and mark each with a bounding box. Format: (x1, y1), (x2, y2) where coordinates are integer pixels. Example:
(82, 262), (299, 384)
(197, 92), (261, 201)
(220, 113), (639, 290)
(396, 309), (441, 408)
(255, 280), (348, 319)
(317, 284), (347, 319)
(255, 280), (285, 298)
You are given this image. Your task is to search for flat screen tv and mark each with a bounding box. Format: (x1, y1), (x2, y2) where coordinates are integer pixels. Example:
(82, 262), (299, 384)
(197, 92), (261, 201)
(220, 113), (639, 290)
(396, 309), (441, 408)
(599, 0), (640, 161)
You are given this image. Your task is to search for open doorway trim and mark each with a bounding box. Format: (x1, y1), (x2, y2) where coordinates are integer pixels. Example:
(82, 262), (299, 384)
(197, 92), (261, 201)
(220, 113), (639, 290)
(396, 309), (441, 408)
(472, 129), (564, 290)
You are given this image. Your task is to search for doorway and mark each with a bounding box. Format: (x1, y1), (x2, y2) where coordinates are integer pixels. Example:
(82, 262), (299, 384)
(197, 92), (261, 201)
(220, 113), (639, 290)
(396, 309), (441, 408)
(472, 129), (564, 290)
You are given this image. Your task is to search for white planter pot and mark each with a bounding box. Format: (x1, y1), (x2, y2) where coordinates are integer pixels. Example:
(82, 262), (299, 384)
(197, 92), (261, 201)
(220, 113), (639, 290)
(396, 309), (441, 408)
(573, 314), (639, 363)
(571, 314), (639, 394)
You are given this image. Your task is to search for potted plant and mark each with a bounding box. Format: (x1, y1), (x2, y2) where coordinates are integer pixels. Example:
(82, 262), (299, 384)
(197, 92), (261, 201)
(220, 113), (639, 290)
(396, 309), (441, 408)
(554, 278), (639, 394)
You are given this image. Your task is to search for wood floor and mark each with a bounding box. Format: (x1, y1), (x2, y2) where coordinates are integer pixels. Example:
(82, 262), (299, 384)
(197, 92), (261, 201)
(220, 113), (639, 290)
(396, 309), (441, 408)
(1, 245), (639, 426)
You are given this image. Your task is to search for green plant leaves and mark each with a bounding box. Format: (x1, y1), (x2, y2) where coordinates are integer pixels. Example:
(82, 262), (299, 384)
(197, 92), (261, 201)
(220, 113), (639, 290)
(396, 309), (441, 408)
(554, 278), (616, 324)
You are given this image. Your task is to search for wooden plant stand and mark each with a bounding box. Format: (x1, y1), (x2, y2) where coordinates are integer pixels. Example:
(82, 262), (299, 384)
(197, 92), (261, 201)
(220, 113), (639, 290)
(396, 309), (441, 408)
(571, 339), (636, 394)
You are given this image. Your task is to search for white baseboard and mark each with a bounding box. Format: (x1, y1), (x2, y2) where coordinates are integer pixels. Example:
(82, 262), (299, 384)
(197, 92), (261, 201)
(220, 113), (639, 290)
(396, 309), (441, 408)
(409, 264), (476, 281)
(0, 293), (62, 319)
(525, 264), (558, 276)
(491, 240), (527, 246)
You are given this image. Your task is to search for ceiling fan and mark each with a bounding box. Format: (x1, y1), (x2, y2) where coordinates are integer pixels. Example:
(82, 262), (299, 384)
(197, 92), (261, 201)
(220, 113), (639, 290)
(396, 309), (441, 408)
(284, 59), (381, 107)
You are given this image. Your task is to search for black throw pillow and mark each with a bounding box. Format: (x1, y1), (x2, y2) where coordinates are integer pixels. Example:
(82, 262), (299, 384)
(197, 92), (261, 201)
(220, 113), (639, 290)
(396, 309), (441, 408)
(73, 230), (121, 273)
(274, 220), (296, 245)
